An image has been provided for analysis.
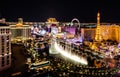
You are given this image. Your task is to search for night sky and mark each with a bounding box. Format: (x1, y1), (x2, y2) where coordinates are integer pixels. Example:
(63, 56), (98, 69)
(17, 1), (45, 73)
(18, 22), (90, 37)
(0, 0), (120, 23)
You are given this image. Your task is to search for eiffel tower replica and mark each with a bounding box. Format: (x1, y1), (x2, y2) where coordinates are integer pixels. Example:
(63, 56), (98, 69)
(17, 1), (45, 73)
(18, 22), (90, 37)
(95, 12), (102, 41)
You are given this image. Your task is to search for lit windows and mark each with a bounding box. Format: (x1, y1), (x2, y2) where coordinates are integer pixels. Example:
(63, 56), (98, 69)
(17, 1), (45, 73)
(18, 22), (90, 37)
(0, 26), (11, 70)
(7, 56), (10, 65)
(2, 57), (5, 66)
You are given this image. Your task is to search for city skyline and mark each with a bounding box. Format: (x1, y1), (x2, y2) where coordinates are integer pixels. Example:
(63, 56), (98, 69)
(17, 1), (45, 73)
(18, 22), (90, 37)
(0, 0), (120, 23)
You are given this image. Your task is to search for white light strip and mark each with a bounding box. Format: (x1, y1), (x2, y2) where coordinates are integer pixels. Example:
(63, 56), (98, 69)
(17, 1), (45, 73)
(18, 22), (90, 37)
(54, 42), (88, 65)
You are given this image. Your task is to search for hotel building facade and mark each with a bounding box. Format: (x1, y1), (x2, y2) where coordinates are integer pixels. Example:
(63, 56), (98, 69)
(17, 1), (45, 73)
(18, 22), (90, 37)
(0, 23), (11, 71)
(10, 18), (31, 43)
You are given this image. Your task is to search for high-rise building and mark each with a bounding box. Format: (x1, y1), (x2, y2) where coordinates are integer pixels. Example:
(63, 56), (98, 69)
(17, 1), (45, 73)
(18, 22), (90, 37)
(10, 18), (31, 43)
(0, 22), (11, 71)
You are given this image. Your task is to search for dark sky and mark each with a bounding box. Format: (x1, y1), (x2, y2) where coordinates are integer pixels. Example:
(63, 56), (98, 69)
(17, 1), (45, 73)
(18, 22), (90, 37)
(0, 0), (120, 23)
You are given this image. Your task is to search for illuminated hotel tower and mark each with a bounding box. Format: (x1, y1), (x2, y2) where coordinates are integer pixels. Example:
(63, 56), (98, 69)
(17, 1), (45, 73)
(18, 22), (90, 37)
(0, 22), (11, 71)
(10, 18), (31, 43)
(95, 12), (102, 41)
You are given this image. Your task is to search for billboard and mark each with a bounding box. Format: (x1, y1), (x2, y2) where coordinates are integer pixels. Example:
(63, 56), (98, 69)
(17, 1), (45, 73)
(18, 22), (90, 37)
(65, 27), (75, 34)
